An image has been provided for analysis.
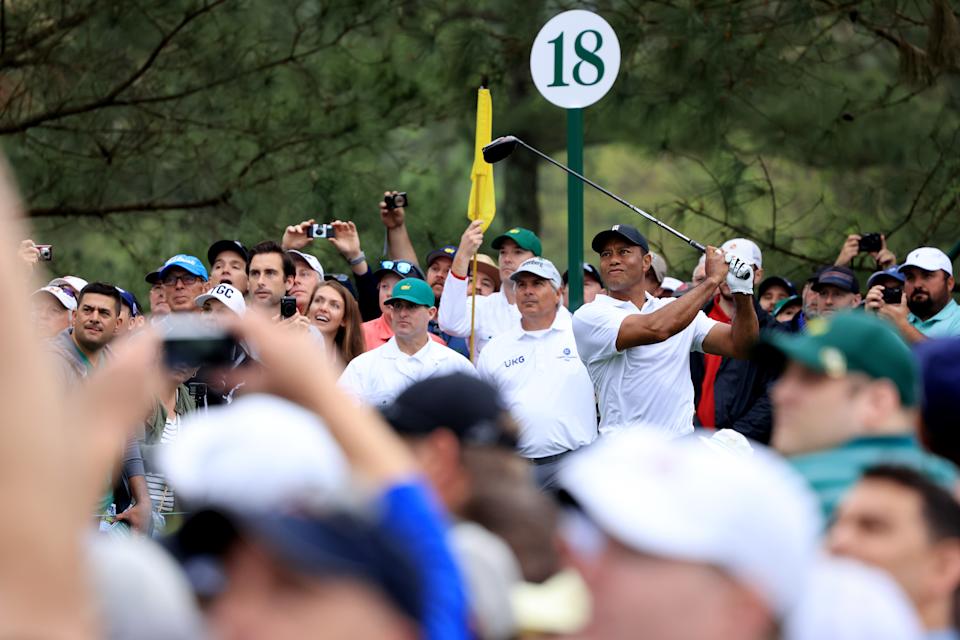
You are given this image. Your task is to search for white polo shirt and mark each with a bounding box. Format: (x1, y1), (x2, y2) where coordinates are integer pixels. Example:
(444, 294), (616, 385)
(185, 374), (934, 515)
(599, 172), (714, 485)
(437, 272), (520, 356)
(338, 336), (476, 408)
(572, 293), (718, 437)
(477, 312), (597, 458)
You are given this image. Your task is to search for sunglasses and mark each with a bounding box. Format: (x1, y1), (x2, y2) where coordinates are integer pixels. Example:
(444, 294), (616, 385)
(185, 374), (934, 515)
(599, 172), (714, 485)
(162, 273), (201, 286)
(380, 260), (418, 276)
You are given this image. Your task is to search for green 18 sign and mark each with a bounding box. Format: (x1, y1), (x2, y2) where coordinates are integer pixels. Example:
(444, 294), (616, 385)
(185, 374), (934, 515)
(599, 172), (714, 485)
(530, 10), (621, 108)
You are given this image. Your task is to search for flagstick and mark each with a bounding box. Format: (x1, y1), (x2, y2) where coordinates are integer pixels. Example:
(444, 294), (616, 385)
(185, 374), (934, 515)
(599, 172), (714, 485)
(469, 250), (479, 362)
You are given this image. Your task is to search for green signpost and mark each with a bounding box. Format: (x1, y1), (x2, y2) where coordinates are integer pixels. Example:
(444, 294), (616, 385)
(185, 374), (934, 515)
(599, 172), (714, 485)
(530, 10), (621, 311)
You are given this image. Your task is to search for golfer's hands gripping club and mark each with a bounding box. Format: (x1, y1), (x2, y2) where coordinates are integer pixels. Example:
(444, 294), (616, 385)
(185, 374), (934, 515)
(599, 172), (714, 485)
(725, 254), (755, 295)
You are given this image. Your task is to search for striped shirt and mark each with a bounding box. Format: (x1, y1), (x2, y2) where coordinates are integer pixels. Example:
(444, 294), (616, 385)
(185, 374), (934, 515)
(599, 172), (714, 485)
(145, 412), (182, 513)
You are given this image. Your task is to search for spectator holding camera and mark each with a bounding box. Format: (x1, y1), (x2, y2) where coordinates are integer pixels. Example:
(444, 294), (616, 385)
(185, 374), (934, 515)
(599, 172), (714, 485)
(835, 232), (898, 271)
(865, 247), (960, 342)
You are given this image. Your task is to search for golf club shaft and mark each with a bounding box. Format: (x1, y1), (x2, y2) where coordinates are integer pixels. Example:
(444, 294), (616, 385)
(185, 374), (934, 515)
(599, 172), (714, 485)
(515, 139), (706, 253)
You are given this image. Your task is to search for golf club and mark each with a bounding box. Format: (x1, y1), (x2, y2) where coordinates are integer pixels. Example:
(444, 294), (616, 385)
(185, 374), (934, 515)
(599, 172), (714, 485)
(482, 135), (706, 253)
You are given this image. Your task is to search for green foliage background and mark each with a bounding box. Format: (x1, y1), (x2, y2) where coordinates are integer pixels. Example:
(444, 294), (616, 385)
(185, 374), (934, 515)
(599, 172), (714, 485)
(2, 0), (958, 303)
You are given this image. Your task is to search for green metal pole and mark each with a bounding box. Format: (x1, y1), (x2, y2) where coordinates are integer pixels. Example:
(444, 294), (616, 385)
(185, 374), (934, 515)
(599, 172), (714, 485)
(567, 107), (584, 311)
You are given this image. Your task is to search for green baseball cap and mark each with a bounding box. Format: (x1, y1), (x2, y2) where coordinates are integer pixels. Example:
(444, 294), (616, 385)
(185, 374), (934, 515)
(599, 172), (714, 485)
(385, 278), (435, 307)
(755, 312), (918, 406)
(491, 227), (542, 257)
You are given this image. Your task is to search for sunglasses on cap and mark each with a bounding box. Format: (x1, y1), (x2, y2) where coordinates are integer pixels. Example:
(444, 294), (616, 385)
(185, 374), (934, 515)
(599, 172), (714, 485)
(380, 260), (417, 275)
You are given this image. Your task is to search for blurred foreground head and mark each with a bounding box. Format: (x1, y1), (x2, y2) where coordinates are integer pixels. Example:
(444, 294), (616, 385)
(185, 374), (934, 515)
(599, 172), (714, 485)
(558, 430), (821, 640)
(160, 395), (420, 640)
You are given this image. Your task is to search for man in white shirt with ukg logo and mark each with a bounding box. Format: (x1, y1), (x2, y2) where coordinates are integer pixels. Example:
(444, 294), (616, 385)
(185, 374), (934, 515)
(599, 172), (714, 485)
(340, 278), (475, 408)
(477, 257), (597, 489)
(573, 224), (760, 437)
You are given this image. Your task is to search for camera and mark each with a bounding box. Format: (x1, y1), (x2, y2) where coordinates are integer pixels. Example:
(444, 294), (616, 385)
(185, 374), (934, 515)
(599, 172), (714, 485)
(858, 233), (882, 253)
(306, 223), (335, 239)
(36, 244), (53, 261)
(280, 296), (298, 319)
(384, 192), (408, 209)
(881, 286), (903, 305)
(157, 315), (239, 369)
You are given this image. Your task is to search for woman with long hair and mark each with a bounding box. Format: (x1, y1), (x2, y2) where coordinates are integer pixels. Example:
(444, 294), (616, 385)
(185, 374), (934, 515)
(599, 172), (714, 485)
(307, 279), (365, 371)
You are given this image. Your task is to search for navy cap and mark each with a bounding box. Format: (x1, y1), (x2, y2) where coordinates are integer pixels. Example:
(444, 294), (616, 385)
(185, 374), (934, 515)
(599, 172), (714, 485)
(117, 288), (141, 317)
(207, 240), (249, 267)
(324, 273), (359, 301)
(591, 224), (650, 254)
(425, 245), (457, 267)
(373, 260), (425, 282)
(167, 508), (422, 621)
(562, 263), (605, 288)
(813, 265), (859, 294)
(382, 373), (517, 448)
(144, 268), (162, 285)
(866, 267), (906, 290)
(758, 276), (797, 298)
(915, 338), (960, 466)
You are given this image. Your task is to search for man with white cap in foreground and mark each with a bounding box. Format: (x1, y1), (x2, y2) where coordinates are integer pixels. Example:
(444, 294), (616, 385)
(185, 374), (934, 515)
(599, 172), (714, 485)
(557, 429), (821, 640)
(477, 257), (597, 488)
(865, 246), (960, 341)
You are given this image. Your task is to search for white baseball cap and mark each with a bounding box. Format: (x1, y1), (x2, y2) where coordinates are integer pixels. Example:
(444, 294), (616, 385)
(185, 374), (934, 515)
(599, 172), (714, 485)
(510, 257), (563, 289)
(288, 250), (325, 279)
(721, 238), (763, 268)
(660, 276), (684, 293)
(559, 429), (821, 617)
(648, 252), (667, 283)
(784, 556), (923, 640)
(48, 275), (89, 293)
(194, 283), (246, 316)
(898, 247), (953, 277)
(160, 394), (350, 512)
(32, 285), (77, 311)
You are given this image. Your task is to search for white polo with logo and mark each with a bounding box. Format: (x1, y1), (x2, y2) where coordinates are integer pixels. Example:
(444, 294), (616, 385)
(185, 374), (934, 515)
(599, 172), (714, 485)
(573, 293), (719, 437)
(338, 336), (476, 408)
(477, 312), (597, 458)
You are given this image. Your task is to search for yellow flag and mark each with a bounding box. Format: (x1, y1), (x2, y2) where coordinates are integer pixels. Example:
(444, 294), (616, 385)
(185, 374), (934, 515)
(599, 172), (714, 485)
(467, 88), (496, 232)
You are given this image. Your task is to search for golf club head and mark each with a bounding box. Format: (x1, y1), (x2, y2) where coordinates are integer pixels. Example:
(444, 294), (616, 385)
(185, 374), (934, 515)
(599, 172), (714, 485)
(482, 136), (520, 163)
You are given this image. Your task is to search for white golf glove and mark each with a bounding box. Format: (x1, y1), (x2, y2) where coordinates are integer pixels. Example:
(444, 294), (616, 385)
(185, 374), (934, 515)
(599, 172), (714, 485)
(725, 254), (754, 295)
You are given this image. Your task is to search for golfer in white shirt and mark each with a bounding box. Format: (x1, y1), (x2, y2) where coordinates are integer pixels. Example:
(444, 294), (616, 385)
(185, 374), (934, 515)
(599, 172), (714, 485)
(477, 257), (597, 489)
(573, 224), (759, 437)
(340, 278), (475, 407)
(439, 222), (545, 356)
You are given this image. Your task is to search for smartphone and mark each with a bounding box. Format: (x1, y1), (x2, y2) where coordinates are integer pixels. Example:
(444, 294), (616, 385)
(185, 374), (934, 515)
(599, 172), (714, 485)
(157, 315), (239, 369)
(858, 233), (882, 253)
(280, 296), (298, 319)
(882, 287), (903, 305)
(306, 223), (335, 239)
(36, 244), (53, 261)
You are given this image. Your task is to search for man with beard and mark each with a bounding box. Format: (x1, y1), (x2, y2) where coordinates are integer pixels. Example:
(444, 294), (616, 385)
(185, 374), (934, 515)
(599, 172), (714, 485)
(865, 247), (960, 342)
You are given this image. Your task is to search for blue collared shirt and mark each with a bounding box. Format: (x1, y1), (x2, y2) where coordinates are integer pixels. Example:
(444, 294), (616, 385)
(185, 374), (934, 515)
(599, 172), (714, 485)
(909, 299), (960, 338)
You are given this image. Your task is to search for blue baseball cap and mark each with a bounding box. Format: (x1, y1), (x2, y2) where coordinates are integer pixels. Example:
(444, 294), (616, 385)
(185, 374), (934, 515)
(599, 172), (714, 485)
(866, 267), (906, 290)
(158, 254), (209, 281)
